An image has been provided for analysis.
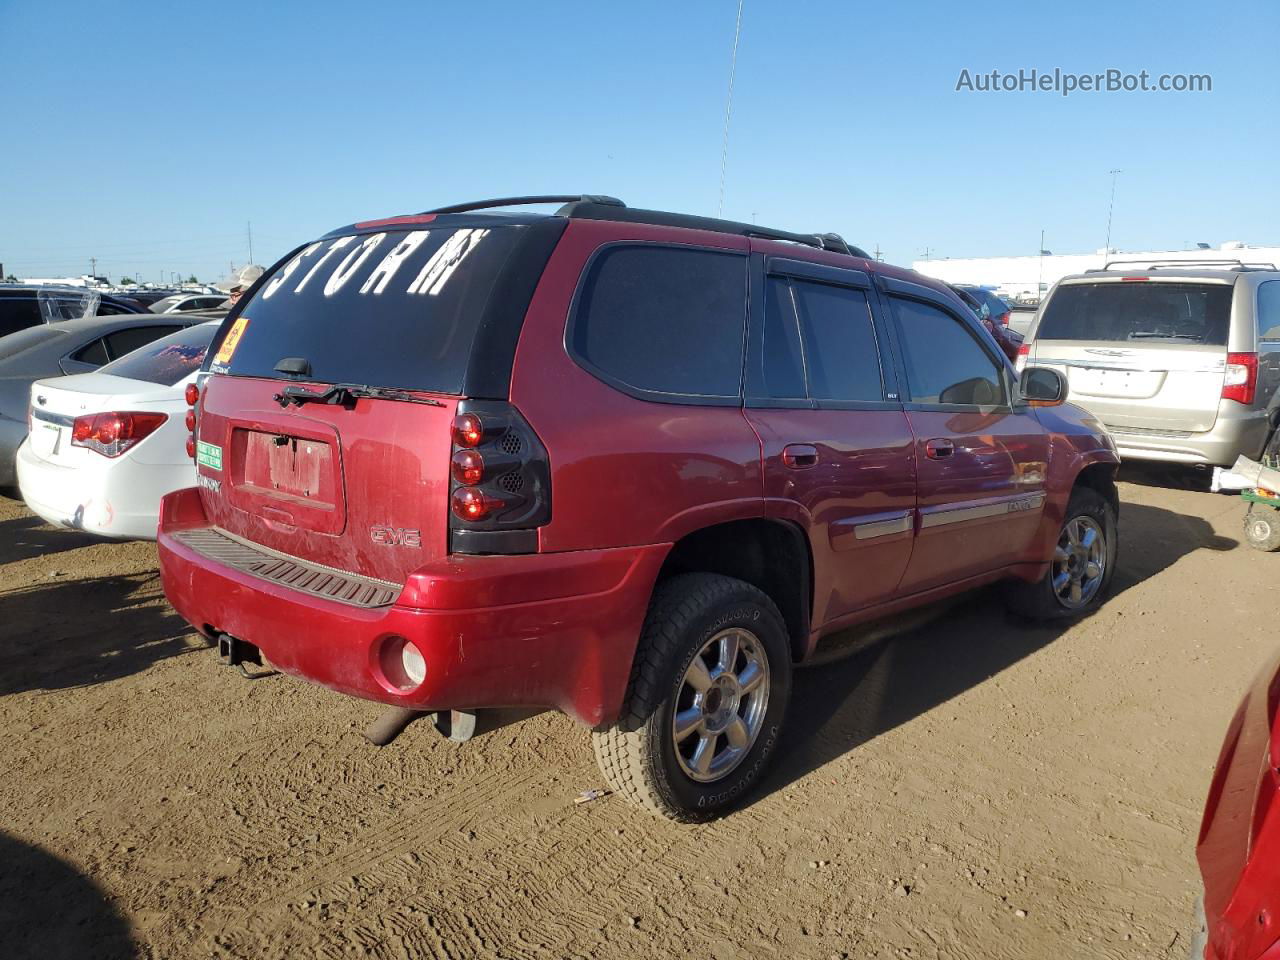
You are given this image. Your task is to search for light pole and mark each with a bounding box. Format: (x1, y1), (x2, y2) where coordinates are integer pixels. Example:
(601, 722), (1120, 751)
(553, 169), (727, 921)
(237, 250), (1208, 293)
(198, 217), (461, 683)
(1104, 169), (1122, 253)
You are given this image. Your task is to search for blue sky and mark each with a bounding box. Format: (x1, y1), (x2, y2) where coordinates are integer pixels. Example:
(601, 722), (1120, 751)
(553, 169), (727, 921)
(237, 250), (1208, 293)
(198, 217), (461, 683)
(2, 0), (1276, 283)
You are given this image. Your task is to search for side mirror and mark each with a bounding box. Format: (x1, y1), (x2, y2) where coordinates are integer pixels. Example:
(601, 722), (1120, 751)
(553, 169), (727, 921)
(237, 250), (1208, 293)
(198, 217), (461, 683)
(1019, 366), (1068, 406)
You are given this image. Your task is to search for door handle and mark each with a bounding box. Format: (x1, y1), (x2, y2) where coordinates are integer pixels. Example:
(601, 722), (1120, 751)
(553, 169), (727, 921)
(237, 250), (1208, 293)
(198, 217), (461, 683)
(925, 438), (955, 460)
(782, 443), (819, 468)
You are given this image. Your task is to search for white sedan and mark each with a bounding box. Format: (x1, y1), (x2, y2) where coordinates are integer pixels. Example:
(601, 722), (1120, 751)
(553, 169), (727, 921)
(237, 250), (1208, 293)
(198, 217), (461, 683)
(16, 322), (217, 540)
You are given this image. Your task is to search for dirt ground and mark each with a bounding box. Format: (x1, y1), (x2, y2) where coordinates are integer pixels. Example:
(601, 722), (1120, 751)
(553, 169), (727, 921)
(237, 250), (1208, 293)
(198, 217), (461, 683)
(0, 471), (1273, 960)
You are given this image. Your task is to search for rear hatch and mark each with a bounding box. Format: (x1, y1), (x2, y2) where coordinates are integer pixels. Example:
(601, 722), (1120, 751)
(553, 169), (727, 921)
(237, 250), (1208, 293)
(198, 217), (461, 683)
(1028, 278), (1235, 433)
(194, 221), (543, 584)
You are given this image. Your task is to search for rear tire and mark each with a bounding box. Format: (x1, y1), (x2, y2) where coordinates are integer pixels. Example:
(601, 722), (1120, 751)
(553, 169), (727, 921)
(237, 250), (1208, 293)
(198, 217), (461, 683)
(1005, 486), (1117, 620)
(1244, 503), (1280, 552)
(592, 573), (792, 822)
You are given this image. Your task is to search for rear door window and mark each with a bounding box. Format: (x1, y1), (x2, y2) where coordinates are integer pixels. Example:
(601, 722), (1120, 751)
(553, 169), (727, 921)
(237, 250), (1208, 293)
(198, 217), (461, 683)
(219, 226), (528, 394)
(98, 323), (217, 384)
(104, 324), (183, 359)
(759, 276), (884, 403)
(1038, 281), (1233, 345)
(0, 297), (42, 336)
(570, 245), (747, 401)
(1258, 281), (1280, 342)
(891, 297), (1008, 406)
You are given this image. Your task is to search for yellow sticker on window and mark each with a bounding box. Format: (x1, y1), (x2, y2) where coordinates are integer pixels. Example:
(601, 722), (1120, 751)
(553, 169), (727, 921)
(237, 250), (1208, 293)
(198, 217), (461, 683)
(213, 315), (249, 365)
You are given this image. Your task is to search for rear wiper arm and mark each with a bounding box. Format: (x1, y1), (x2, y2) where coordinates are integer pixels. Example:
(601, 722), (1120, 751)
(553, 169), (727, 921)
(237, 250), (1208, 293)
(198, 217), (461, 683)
(273, 383), (444, 409)
(1128, 331), (1202, 340)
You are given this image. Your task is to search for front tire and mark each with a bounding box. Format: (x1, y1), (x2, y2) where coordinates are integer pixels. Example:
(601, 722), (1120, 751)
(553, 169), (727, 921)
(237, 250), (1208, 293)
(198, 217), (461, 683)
(592, 573), (792, 822)
(1005, 486), (1118, 620)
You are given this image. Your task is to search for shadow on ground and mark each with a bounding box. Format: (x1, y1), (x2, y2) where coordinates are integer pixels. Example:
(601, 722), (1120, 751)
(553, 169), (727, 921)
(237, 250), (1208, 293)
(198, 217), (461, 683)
(0, 571), (201, 696)
(760, 498), (1238, 800)
(0, 830), (138, 960)
(0, 511), (102, 564)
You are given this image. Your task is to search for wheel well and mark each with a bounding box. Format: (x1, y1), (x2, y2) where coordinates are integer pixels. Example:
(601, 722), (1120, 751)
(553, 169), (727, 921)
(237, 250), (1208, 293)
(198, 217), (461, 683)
(1074, 461), (1119, 515)
(657, 519), (812, 661)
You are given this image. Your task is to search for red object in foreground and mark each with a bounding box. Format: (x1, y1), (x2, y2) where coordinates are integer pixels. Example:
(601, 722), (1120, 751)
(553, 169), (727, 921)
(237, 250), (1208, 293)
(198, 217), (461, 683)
(1196, 649), (1280, 960)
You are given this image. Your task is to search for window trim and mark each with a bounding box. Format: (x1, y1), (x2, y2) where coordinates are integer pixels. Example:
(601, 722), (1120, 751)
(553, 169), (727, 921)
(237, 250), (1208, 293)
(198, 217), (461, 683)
(876, 277), (1016, 413)
(1257, 280), (1280, 343)
(745, 254), (900, 411)
(564, 240), (750, 407)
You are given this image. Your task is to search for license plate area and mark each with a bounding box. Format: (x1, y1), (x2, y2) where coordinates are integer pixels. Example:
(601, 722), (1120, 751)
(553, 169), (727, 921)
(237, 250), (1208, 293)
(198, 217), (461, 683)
(1070, 366), (1165, 399)
(226, 424), (347, 535)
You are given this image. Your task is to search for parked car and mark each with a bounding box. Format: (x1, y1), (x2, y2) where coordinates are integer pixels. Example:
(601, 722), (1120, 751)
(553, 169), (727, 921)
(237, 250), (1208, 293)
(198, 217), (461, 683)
(956, 284), (1013, 328)
(0, 285), (147, 338)
(1019, 262), (1280, 467)
(1192, 648), (1280, 960)
(157, 195), (1120, 821)
(1008, 301), (1039, 337)
(948, 283), (1023, 363)
(16, 322), (217, 538)
(149, 293), (229, 314)
(0, 312), (210, 487)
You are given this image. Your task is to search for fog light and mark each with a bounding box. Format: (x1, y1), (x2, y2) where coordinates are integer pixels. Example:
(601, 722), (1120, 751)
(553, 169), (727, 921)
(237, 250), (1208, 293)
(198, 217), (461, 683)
(378, 635), (426, 692)
(401, 641), (426, 685)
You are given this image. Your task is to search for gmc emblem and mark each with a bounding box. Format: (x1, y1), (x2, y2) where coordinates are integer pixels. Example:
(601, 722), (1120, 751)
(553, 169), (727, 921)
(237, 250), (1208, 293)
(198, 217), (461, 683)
(370, 525), (421, 547)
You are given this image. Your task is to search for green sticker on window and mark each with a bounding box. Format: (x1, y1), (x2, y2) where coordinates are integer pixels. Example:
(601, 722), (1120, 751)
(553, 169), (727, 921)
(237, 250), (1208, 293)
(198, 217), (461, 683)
(196, 440), (223, 471)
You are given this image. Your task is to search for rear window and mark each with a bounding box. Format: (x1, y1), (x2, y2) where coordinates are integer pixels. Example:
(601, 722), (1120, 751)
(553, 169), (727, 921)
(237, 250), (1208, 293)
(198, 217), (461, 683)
(1038, 281), (1233, 345)
(569, 245), (747, 401)
(218, 226), (527, 393)
(99, 323), (218, 385)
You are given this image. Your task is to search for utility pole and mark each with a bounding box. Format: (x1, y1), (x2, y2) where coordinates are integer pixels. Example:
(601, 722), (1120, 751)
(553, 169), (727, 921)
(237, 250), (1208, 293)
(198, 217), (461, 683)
(873, 244), (883, 261)
(90, 257), (97, 279)
(920, 246), (932, 261)
(247, 221), (254, 264)
(1104, 168), (1122, 253)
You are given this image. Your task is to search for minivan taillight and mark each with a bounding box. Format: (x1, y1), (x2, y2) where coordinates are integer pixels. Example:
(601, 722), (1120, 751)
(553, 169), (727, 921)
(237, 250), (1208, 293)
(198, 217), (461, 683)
(1015, 342), (1030, 374)
(71, 412), (167, 458)
(1223, 352), (1259, 405)
(447, 399), (551, 555)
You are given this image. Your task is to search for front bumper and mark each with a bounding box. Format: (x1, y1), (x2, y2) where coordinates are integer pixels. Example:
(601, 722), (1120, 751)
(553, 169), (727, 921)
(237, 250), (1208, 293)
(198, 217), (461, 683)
(157, 487), (669, 727)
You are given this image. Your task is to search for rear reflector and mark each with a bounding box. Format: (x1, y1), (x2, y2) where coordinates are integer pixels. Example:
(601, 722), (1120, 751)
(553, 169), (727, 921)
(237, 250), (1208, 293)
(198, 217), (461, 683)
(71, 411), (168, 458)
(1223, 352), (1259, 405)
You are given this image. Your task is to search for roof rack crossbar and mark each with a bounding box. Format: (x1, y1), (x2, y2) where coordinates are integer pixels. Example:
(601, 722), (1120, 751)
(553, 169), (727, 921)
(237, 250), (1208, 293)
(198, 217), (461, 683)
(421, 195), (625, 216)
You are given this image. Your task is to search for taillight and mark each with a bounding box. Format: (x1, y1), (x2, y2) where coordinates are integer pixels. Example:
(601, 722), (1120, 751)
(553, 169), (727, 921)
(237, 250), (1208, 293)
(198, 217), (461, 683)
(447, 399), (551, 555)
(186, 436), (196, 459)
(1223, 353), (1259, 405)
(70, 411), (167, 458)
(184, 383), (199, 406)
(451, 486), (504, 521)
(1015, 342), (1030, 373)
(185, 380), (201, 459)
(451, 449), (485, 485)
(184, 409), (196, 431)
(997, 311), (1010, 327)
(451, 413), (484, 448)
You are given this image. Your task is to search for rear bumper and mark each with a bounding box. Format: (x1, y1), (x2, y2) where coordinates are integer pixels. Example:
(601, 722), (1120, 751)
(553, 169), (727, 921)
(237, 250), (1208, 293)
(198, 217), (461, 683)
(0, 414), (24, 488)
(157, 487), (668, 726)
(1109, 410), (1270, 467)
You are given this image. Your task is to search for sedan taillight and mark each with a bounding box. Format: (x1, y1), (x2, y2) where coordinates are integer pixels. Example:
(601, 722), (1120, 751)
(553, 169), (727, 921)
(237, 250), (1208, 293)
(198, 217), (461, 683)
(70, 411), (167, 458)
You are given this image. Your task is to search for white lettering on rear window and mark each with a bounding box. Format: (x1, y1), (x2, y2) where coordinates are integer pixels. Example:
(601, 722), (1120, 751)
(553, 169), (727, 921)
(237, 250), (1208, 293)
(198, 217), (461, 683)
(359, 230), (431, 295)
(261, 242), (323, 299)
(407, 229), (488, 296)
(323, 234), (386, 297)
(294, 236), (354, 294)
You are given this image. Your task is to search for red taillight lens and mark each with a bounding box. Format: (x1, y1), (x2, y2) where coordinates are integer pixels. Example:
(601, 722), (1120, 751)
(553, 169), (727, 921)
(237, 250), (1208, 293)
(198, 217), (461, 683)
(70, 411), (167, 457)
(184, 382), (199, 406)
(998, 311), (1010, 326)
(1015, 341), (1031, 372)
(184, 409), (196, 431)
(451, 413), (483, 448)
(451, 449), (485, 485)
(186, 435), (196, 459)
(451, 486), (503, 521)
(1223, 352), (1259, 405)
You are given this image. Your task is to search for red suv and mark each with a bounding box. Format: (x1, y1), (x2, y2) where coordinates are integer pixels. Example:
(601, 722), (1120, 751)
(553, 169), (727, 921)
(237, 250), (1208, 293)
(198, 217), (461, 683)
(158, 195), (1120, 820)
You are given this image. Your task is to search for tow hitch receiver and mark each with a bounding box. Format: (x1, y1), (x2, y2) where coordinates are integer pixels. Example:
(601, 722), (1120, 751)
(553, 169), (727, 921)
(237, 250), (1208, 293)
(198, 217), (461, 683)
(215, 633), (275, 680)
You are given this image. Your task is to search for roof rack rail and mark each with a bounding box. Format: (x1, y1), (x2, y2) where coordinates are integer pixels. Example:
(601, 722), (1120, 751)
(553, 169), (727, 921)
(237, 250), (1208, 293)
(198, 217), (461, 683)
(1092, 258), (1278, 272)
(422, 195), (625, 215)
(815, 233), (872, 258)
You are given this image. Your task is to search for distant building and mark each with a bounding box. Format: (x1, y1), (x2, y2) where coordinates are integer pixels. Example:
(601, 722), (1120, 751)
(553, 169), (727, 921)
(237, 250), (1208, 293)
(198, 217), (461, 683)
(912, 242), (1280, 302)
